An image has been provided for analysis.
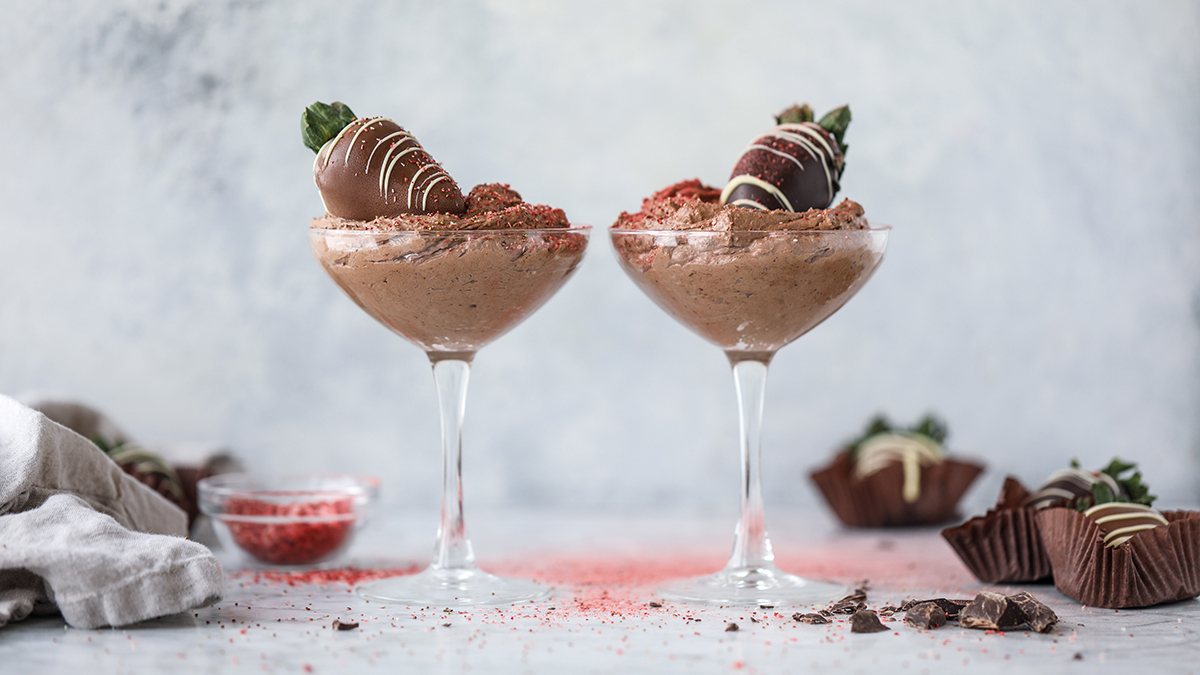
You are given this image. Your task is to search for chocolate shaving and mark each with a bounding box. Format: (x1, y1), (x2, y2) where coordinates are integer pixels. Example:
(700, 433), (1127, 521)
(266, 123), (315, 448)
(792, 613), (830, 625)
(903, 602), (947, 630)
(725, 622), (739, 632)
(332, 620), (358, 631)
(850, 609), (888, 633)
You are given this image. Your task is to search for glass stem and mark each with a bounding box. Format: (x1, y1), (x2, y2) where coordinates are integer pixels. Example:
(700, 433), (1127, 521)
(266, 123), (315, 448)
(725, 356), (775, 571)
(430, 358), (477, 571)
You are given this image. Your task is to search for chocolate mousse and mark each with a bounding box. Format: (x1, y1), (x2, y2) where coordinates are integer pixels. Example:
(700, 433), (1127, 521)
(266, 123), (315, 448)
(611, 182), (881, 360)
(303, 101), (586, 357)
(610, 103), (883, 361)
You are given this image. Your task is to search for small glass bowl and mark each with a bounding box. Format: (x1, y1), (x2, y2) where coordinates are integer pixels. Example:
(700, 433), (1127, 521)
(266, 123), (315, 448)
(198, 473), (380, 566)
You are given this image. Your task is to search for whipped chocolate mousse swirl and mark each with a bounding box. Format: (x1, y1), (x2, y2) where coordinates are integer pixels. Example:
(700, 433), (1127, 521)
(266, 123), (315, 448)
(721, 104), (851, 213)
(303, 101), (466, 220)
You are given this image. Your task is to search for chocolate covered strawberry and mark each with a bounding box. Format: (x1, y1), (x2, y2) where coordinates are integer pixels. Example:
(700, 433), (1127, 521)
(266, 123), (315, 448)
(720, 103), (851, 213)
(302, 101), (466, 220)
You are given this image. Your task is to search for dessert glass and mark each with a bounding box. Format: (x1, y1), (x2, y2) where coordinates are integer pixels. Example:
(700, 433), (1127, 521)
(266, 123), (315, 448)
(311, 225), (590, 605)
(610, 226), (888, 605)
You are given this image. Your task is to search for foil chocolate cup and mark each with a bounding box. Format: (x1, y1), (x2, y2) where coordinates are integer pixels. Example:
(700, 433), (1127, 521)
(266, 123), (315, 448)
(810, 450), (984, 528)
(1036, 508), (1200, 609)
(942, 507), (1053, 583)
(941, 476), (1053, 584)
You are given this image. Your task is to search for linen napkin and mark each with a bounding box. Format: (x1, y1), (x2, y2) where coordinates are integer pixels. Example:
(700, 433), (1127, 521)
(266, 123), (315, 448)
(0, 394), (222, 629)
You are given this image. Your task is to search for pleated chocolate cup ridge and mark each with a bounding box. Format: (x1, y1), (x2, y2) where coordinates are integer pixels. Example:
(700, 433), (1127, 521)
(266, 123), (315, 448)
(941, 506), (1053, 583)
(1036, 509), (1200, 608)
(810, 451), (983, 528)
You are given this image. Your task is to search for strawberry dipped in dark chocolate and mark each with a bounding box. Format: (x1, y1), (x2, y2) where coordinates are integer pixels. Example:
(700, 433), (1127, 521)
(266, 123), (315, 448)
(303, 101), (466, 221)
(720, 104), (851, 213)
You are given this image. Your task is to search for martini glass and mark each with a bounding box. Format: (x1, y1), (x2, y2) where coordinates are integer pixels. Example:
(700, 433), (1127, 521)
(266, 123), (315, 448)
(311, 225), (590, 605)
(610, 226), (888, 606)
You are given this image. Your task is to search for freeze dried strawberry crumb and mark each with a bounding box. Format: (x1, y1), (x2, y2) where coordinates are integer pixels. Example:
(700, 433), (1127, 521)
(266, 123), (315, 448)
(231, 565), (421, 586)
(224, 497), (355, 565)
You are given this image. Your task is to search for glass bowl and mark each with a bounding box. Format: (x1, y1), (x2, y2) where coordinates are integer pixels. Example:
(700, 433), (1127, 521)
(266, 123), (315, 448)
(198, 473), (380, 566)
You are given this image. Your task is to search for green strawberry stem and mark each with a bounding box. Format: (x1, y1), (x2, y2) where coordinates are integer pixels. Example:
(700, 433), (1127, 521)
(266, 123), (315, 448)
(817, 105), (852, 148)
(1071, 457), (1156, 511)
(302, 101), (357, 153)
(848, 412), (948, 457)
(776, 104), (815, 125)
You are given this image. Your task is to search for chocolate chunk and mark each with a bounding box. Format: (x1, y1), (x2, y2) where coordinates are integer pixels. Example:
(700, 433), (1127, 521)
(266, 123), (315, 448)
(903, 602), (947, 630)
(959, 592), (1027, 631)
(792, 613), (830, 625)
(850, 609), (888, 633)
(827, 600), (865, 614)
(1008, 591), (1057, 633)
(332, 620), (358, 631)
(648, 601), (662, 608)
(840, 587), (868, 603)
(826, 588), (868, 615)
(897, 598), (969, 619)
(725, 622), (739, 632)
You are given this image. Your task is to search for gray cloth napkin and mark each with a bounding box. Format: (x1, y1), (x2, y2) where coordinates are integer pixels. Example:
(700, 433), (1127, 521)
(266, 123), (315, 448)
(0, 394), (223, 629)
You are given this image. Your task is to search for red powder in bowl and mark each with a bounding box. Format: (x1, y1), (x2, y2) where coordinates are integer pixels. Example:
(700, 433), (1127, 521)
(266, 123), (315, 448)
(223, 497), (355, 565)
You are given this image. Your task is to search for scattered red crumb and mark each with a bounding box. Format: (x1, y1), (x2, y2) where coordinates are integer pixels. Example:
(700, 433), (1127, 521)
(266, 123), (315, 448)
(230, 565), (420, 586)
(224, 497), (355, 565)
(615, 179), (721, 228)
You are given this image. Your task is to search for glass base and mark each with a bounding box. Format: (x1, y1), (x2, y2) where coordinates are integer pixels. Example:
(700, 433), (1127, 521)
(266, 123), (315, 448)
(356, 566), (550, 607)
(657, 565), (846, 607)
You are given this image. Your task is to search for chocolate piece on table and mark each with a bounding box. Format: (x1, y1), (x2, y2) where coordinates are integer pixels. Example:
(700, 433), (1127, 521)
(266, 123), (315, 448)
(826, 599), (866, 615)
(720, 104), (850, 213)
(849, 609), (888, 633)
(958, 591), (1027, 631)
(897, 597), (969, 619)
(839, 586), (868, 603)
(903, 602), (947, 630)
(725, 622), (739, 632)
(1007, 591), (1057, 633)
(792, 613), (830, 625)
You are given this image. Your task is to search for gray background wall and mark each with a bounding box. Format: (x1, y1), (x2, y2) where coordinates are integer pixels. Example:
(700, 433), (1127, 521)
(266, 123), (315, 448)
(1, 0), (1197, 518)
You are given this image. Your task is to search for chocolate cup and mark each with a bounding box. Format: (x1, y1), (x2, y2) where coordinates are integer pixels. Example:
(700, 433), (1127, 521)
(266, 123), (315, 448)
(1036, 508), (1200, 608)
(810, 450), (984, 528)
(941, 477), (1053, 584)
(942, 507), (1053, 583)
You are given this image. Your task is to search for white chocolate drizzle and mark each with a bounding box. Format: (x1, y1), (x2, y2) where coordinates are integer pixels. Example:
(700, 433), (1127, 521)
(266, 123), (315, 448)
(719, 174), (794, 212)
(721, 122), (837, 211)
(853, 433), (945, 503)
(343, 117), (385, 166)
(366, 129), (413, 170)
(421, 174), (451, 211)
(318, 115), (457, 213)
(381, 146), (420, 198)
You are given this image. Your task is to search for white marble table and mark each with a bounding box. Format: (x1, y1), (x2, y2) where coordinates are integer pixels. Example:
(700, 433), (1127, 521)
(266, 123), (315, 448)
(3, 510), (1198, 674)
